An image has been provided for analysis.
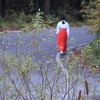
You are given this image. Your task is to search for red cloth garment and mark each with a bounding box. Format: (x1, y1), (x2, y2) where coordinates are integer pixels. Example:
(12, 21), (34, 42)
(57, 28), (68, 51)
(56, 19), (69, 52)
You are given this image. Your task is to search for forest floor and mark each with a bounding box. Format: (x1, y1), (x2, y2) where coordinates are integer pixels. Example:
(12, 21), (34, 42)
(0, 26), (25, 32)
(0, 22), (89, 32)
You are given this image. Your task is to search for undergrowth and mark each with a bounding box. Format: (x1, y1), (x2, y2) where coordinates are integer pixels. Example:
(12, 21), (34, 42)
(0, 12), (86, 32)
(71, 45), (100, 74)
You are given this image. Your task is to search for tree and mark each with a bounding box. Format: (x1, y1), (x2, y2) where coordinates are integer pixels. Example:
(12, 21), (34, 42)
(44, 0), (51, 15)
(71, 0), (80, 8)
(34, 0), (38, 13)
(82, 0), (100, 65)
(61, 0), (68, 7)
(1, 0), (6, 16)
(0, 0), (2, 16)
(82, 0), (100, 38)
(0, 0), (6, 16)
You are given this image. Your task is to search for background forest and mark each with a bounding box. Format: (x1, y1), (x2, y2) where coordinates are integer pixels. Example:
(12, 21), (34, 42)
(0, 0), (87, 16)
(0, 0), (91, 31)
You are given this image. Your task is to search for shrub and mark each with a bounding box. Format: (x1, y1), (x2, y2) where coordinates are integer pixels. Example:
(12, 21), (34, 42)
(81, 0), (100, 66)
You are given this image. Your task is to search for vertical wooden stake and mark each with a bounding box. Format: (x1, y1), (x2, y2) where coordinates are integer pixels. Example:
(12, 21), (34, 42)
(78, 90), (82, 100)
(85, 80), (89, 95)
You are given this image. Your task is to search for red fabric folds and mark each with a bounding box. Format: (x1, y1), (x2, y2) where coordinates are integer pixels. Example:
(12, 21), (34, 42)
(57, 28), (68, 51)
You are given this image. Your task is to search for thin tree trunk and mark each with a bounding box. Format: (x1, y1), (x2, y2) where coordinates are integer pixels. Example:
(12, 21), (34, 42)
(0, 0), (2, 16)
(34, 0), (38, 13)
(44, 0), (51, 15)
(62, 0), (69, 7)
(2, 0), (6, 16)
(71, 0), (79, 8)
